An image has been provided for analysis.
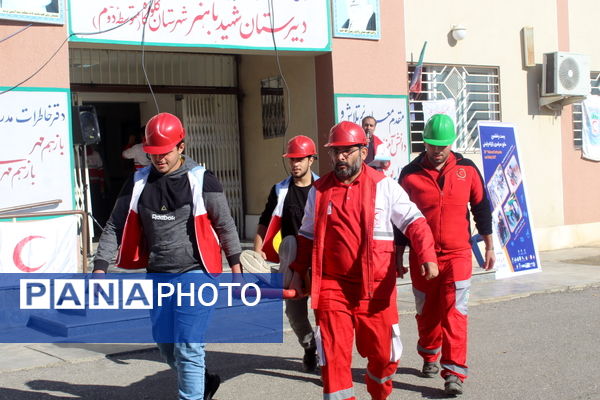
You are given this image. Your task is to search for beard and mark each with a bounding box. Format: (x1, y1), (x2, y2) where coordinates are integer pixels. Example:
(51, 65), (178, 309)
(426, 151), (449, 166)
(334, 157), (362, 180)
(291, 166), (308, 179)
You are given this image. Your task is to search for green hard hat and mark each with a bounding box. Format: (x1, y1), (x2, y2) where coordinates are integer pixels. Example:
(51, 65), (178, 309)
(423, 114), (456, 146)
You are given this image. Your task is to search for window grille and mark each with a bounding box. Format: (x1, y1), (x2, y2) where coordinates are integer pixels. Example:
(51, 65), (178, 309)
(572, 72), (600, 148)
(261, 76), (285, 139)
(408, 64), (501, 153)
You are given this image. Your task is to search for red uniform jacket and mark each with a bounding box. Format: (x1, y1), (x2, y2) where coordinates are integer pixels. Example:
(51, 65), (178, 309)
(291, 165), (437, 308)
(397, 152), (492, 253)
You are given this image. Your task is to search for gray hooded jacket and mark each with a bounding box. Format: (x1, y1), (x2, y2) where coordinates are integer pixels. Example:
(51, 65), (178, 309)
(93, 156), (241, 273)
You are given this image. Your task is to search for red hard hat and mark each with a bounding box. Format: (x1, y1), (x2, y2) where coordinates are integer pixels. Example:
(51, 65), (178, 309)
(325, 121), (367, 147)
(283, 135), (317, 158)
(143, 113), (185, 154)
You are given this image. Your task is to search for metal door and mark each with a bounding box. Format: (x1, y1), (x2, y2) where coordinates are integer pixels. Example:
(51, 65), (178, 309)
(183, 94), (243, 236)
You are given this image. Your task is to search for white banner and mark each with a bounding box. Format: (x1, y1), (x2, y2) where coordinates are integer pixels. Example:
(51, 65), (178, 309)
(581, 95), (600, 162)
(0, 89), (73, 211)
(0, 216), (79, 273)
(69, 0), (329, 51)
(335, 95), (410, 180)
(422, 99), (457, 127)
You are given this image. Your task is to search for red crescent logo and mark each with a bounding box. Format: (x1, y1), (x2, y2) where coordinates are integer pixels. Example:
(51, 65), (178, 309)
(13, 235), (46, 272)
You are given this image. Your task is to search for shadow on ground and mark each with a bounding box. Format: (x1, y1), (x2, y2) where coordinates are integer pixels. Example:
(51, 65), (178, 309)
(0, 348), (451, 399)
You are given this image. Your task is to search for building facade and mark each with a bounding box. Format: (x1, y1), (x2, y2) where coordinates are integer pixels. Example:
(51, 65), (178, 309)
(0, 0), (598, 256)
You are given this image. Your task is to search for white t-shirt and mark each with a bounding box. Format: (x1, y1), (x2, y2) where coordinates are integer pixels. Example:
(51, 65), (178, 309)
(122, 143), (151, 168)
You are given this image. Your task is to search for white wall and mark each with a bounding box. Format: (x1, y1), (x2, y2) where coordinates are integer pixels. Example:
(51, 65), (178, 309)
(239, 55), (319, 219)
(569, 1), (600, 70)
(404, 0), (565, 231)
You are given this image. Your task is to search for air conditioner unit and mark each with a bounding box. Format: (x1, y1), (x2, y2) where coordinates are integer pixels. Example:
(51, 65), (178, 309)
(541, 52), (590, 97)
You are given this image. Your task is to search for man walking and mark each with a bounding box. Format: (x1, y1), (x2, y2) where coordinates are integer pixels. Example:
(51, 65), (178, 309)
(289, 121), (438, 400)
(397, 113), (495, 395)
(93, 112), (241, 400)
(252, 135), (319, 371)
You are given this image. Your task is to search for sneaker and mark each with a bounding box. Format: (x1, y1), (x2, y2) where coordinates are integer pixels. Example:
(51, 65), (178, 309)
(421, 362), (440, 378)
(302, 348), (318, 372)
(444, 374), (463, 396)
(204, 372), (221, 400)
(240, 250), (272, 285)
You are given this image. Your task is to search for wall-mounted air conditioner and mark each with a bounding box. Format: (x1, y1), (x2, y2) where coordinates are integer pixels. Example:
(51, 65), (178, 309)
(541, 52), (590, 97)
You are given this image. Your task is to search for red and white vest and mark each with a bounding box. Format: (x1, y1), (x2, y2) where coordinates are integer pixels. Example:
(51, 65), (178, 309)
(115, 166), (223, 275)
(262, 172), (318, 263)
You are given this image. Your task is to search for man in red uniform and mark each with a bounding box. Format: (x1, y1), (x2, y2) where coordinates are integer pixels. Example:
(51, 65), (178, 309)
(397, 114), (495, 395)
(289, 121), (439, 400)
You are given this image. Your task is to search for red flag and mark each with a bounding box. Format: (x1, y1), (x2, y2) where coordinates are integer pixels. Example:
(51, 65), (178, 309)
(409, 41), (427, 94)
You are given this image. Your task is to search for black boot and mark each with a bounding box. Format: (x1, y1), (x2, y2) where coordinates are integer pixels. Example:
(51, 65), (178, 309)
(302, 347), (318, 372)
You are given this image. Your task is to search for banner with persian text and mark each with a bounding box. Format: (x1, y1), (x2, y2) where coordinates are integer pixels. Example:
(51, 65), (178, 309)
(0, 88), (74, 212)
(68, 0), (330, 51)
(335, 94), (410, 180)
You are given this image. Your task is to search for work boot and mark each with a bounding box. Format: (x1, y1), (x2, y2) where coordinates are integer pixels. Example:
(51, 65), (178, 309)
(204, 372), (221, 400)
(421, 361), (440, 378)
(444, 374), (463, 396)
(302, 347), (318, 372)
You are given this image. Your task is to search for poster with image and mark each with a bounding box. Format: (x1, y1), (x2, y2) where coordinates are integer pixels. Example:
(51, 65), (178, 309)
(492, 209), (511, 249)
(486, 164), (510, 209)
(332, 0), (380, 40)
(504, 154), (522, 192)
(478, 122), (541, 279)
(503, 193), (523, 232)
(0, 0), (64, 25)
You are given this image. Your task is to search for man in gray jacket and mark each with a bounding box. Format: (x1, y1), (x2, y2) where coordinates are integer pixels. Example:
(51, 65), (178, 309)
(93, 112), (241, 400)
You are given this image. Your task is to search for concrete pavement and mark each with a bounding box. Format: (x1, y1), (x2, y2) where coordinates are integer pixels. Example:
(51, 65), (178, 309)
(1, 244), (599, 376)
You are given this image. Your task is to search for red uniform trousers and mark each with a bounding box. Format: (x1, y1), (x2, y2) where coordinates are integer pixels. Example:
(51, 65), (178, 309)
(315, 282), (401, 400)
(409, 249), (472, 380)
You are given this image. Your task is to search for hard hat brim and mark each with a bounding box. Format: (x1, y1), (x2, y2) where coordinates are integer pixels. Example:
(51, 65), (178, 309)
(282, 152), (314, 158)
(324, 141), (367, 147)
(423, 137), (455, 147)
(143, 141), (179, 154)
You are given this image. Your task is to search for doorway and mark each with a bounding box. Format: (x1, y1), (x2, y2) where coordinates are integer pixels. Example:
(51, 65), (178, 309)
(84, 102), (141, 238)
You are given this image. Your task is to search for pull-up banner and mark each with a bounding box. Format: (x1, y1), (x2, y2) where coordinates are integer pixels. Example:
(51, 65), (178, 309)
(477, 122), (541, 279)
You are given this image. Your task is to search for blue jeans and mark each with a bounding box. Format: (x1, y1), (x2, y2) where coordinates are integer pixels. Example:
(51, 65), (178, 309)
(151, 271), (212, 400)
(156, 342), (206, 400)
